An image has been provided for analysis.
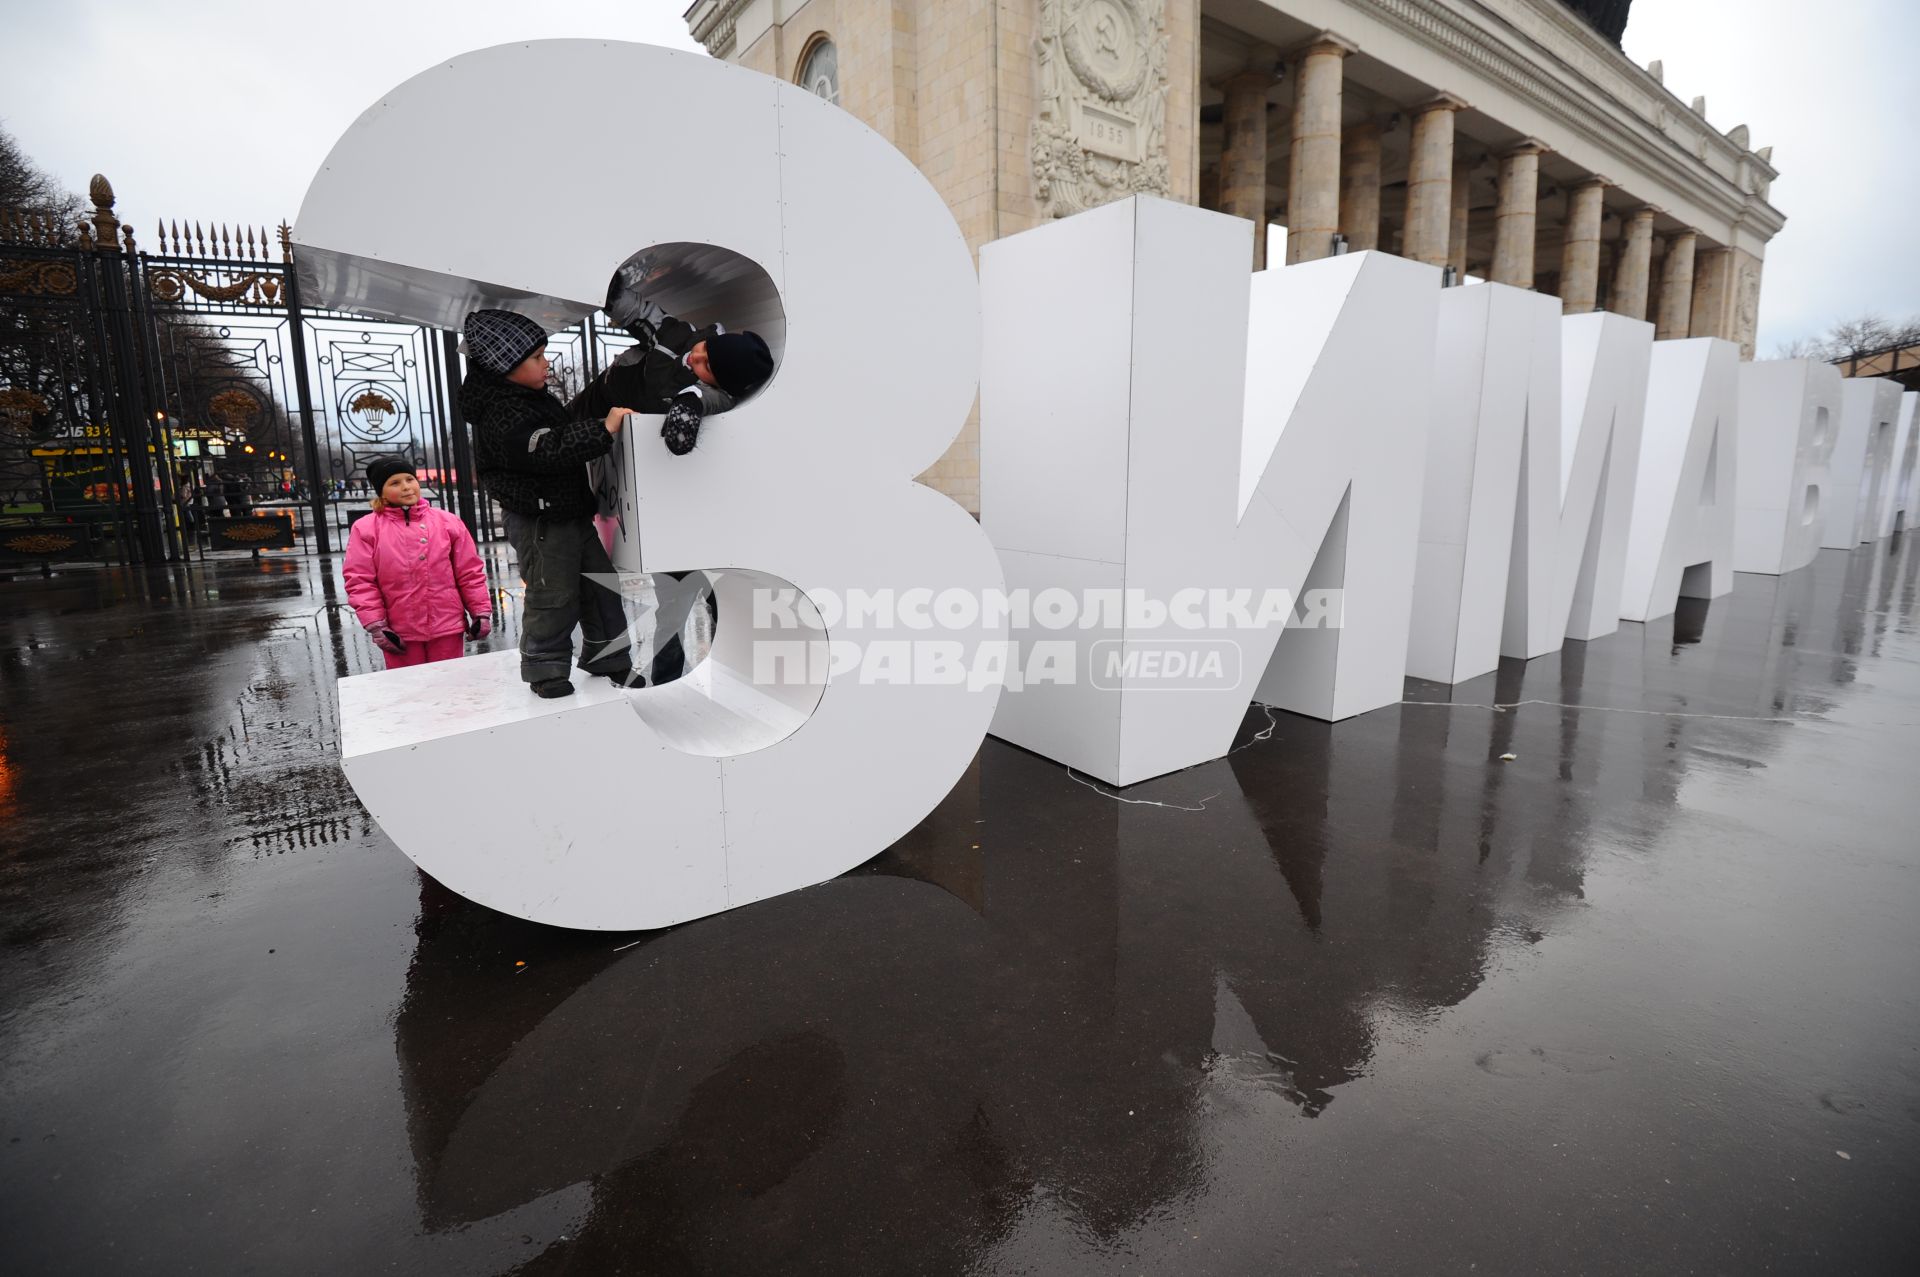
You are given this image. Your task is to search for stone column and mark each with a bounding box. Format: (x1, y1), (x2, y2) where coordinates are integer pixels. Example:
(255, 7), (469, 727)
(1491, 140), (1547, 288)
(1286, 34), (1356, 265)
(1727, 248), (1764, 360)
(1165, 0), (1203, 206)
(1219, 65), (1274, 270)
(1403, 94), (1466, 268)
(1448, 156), (1473, 280)
(1557, 176), (1609, 313)
(1690, 246), (1734, 340)
(1338, 119), (1382, 252)
(1655, 230), (1696, 340)
(1611, 206), (1656, 320)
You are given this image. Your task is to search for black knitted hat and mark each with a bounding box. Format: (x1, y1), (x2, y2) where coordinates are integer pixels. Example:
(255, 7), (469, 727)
(367, 456), (417, 493)
(706, 332), (774, 398)
(463, 309), (548, 375)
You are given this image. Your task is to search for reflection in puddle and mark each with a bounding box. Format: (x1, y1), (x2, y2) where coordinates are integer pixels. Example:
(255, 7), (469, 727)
(8, 542), (1920, 1271)
(1206, 977), (1359, 1117)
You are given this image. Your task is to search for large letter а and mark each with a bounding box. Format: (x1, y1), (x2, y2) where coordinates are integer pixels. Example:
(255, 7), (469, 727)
(300, 43), (1003, 930)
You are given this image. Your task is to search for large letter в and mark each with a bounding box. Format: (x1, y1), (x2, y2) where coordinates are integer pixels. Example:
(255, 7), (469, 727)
(297, 42), (1003, 930)
(981, 195), (1438, 787)
(1826, 378), (1903, 548)
(1732, 358), (1838, 575)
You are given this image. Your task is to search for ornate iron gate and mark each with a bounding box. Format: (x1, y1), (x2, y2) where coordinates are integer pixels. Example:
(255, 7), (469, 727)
(138, 215), (492, 556)
(3, 175), (633, 567)
(0, 192), (162, 565)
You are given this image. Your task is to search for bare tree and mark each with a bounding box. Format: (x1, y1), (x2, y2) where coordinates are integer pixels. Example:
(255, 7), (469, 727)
(1771, 335), (1824, 360)
(0, 122), (83, 228)
(1, 124), (93, 493)
(1824, 315), (1902, 364)
(1776, 313), (1920, 365)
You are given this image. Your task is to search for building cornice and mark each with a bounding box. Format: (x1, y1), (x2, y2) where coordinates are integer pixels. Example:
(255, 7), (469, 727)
(685, 0), (750, 59)
(1359, 0), (1785, 241)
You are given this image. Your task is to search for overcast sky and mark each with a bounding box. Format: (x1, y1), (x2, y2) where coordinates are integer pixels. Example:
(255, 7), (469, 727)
(3, 0), (1911, 352)
(1621, 0), (1918, 351)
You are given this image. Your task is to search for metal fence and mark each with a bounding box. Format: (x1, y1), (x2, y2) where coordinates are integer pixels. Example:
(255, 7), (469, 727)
(2, 176), (628, 570)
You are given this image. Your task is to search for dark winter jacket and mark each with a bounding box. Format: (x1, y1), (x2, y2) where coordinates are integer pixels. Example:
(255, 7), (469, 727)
(571, 316), (732, 424)
(460, 368), (613, 519)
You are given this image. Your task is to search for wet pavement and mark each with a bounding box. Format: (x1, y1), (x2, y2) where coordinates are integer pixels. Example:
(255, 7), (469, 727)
(2, 539), (1918, 1275)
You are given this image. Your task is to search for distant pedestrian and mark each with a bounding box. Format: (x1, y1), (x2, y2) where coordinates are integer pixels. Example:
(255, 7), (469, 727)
(343, 456), (493, 669)
(175, 474), (199, 530)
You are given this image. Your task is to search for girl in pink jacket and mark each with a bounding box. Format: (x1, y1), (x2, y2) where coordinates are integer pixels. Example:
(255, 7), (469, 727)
(343, 457), (493, 668)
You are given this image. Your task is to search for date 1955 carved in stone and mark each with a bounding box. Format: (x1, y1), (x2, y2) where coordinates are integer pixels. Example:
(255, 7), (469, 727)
(1032, 0), (1171, 219)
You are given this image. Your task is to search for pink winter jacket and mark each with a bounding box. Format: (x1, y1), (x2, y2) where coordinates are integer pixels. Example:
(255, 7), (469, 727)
(342, 499), (491, 641)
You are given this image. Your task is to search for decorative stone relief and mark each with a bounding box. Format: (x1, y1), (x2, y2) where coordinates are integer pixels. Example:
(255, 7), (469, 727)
(1032, 0), (1171, 218)
(1733, 255), (1762, 361)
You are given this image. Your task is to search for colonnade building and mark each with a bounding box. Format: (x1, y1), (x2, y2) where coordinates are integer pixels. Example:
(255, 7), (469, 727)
(683, 0), (1784, 513)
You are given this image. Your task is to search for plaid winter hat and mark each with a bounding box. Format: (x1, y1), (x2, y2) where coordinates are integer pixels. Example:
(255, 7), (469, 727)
(462, 309), (548, 375)
(707, 332), (774, 398)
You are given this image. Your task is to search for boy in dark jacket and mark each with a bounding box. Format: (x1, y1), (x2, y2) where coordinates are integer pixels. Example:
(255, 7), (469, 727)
(565, 280), (774, 681)
(572, 270), (775, 455)
(459, 308), (640, 699)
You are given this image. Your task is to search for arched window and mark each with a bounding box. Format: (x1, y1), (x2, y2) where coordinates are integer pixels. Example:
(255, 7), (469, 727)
(797, 37), (839, 105)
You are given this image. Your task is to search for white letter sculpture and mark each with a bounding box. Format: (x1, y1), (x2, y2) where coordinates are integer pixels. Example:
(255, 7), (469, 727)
(1408, 283), (1562, 684)
(1872, 390), (1918, 538)
(1410, 302), (1668, 674)
(1413, 308), (1655, 672)
(1733, 358), (1839, 575)
(1536, 312), (1655, 648)
(1826, 377), (1904, 548)
(981, 196), (1438, 786)
(299, 42), (1003, 929)
(1619, 337), (1739, 621)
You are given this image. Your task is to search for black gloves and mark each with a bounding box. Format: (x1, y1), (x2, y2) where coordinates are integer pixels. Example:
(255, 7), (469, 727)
(661, 399), (703, 456)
